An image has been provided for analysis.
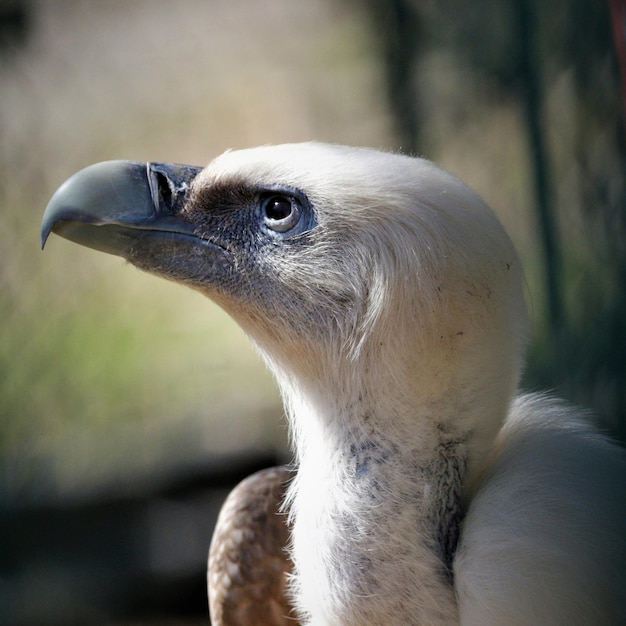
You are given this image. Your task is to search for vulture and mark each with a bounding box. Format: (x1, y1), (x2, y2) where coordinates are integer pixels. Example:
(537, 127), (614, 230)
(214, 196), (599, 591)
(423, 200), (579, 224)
(41, 143), (626, 626)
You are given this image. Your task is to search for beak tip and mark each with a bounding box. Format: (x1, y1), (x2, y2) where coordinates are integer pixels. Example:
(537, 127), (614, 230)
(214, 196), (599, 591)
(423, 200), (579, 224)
(40, 192), (65, 250)
(40, 205), (54, 250)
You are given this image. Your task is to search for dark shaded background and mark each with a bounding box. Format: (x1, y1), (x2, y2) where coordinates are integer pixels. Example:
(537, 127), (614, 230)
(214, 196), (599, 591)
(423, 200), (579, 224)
(1, 0), (624, 623)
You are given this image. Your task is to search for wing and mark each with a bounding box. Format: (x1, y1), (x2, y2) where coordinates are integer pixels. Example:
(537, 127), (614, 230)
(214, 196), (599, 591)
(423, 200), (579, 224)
(208, 465), (298, 626)
(454, 394), (626, 625)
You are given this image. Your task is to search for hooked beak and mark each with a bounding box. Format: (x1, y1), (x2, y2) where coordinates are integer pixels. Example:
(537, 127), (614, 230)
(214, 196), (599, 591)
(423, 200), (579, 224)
(41, 160), (204, 257)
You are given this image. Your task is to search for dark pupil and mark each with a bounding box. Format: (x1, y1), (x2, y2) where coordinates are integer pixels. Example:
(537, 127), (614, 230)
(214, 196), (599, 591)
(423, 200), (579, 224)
(266, 196), (292, 221)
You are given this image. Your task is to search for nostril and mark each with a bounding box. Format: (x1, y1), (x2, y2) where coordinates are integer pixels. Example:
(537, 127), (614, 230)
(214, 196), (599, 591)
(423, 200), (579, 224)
(148, 164), (176, 215)
(147, 162), (203, 216)
(156, 170), (173, 211)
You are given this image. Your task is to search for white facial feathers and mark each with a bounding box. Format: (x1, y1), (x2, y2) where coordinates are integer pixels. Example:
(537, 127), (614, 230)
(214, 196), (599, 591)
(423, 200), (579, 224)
(194, 143), (526, 369)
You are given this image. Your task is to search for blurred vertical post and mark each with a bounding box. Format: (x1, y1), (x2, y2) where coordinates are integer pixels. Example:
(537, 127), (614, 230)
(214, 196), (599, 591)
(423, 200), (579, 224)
(608, 0), (626, 127)
(514, 0), (563, 339)
(362, 0), (422, 155)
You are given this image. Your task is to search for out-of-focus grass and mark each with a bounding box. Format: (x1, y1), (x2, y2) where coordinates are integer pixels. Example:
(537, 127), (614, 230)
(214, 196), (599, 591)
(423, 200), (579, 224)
(2, 237), (284, 499)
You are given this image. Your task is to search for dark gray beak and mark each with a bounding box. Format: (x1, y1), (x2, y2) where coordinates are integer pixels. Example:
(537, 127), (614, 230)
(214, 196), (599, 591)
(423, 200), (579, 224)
(41, 161), (204, 257)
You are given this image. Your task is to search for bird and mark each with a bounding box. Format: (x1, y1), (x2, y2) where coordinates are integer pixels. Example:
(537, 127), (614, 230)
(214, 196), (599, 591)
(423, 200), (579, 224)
(41, 143), (626, 625)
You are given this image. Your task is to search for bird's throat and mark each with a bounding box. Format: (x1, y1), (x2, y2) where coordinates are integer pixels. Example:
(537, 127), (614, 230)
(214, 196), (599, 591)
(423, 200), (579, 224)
(287, 398), (464, 625)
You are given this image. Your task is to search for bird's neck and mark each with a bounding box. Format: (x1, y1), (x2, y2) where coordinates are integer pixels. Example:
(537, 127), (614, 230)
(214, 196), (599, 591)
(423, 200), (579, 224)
(284, 380), (467, 625)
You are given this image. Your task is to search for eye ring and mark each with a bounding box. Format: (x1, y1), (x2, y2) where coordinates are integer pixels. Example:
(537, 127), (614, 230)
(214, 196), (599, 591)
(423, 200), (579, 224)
(261, 194), (301, 233)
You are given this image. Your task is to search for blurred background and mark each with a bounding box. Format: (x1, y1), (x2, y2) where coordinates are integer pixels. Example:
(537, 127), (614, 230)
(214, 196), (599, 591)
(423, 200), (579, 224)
(1, 0), (624, 623)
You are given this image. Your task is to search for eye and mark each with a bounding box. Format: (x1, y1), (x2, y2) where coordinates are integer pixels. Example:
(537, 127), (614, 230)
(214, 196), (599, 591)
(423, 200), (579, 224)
(261, 194), (301, 233)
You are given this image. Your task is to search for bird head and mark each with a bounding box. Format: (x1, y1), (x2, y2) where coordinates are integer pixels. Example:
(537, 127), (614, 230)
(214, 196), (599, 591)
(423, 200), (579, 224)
(42, 143), (527, 460)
